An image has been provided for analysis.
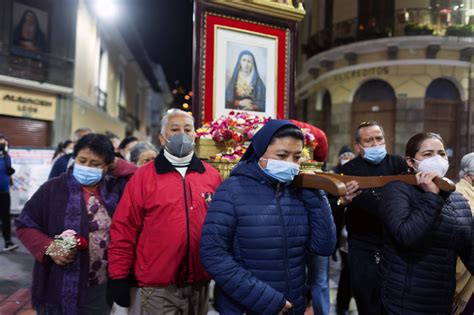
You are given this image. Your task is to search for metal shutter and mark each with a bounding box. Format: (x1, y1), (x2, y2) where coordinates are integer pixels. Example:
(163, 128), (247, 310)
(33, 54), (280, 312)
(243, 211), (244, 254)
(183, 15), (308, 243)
(0, 115), (51, 148)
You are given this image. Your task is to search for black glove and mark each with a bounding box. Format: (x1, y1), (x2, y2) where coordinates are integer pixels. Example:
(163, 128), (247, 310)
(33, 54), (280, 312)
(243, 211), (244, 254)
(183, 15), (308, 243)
(107, 278), (131, 307)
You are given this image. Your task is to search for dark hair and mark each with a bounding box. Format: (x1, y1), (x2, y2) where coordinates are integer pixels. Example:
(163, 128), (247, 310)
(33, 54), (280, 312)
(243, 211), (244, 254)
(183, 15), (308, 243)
(52, 139), (73, 160)
(119, 136), (138, 150)
(0, 135), (5, 141)
(105, 132), (120, 141)
(269, 125), (305, 146)
(405, 132), (444, 158)
(354, 121), (384, 143)
(73, 133), (115, 165)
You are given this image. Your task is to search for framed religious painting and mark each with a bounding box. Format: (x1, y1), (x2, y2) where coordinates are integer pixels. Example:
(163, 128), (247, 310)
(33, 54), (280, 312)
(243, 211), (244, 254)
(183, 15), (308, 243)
(11, 1), (50, 56)
(193, 2), (299, 123)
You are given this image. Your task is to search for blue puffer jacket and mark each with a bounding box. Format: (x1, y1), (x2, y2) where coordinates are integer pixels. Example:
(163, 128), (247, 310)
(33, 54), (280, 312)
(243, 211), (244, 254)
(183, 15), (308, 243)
(200, 161), (336, 314)
(379, 181), (474, 314)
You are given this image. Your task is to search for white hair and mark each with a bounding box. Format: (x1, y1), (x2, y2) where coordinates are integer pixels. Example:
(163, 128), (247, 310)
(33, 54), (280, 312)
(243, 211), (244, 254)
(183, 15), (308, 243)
(160, 109), (194, 135)
(460, 152), (474, 178)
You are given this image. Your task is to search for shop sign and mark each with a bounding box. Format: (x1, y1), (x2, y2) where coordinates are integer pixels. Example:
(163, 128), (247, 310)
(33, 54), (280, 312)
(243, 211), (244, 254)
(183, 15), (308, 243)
(0, 85), (56, 121)
(333, 66), (390, 82)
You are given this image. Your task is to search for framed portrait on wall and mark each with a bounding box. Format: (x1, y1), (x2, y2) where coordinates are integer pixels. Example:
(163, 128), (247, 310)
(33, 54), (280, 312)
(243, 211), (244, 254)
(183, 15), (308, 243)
(194, 6), (295, 123)
(11, 1), (49, 54)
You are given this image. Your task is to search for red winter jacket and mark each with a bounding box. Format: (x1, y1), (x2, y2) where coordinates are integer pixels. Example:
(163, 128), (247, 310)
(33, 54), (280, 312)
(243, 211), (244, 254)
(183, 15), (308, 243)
(108, 153), (221, 286)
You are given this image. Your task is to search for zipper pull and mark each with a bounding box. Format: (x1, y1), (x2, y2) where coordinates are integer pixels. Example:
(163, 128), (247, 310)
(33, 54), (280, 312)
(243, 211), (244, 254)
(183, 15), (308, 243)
(275, 182), (282, 197)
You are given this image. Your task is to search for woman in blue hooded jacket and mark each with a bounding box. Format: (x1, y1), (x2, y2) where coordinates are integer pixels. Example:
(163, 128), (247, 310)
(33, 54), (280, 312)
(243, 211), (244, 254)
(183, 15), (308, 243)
(225, 50), (266, 112)
(200, 120), (336, 314)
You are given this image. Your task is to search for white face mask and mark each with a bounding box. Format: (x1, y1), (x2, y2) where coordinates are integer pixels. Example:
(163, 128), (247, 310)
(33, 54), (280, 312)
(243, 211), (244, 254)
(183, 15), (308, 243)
(414, 155), (449, 178)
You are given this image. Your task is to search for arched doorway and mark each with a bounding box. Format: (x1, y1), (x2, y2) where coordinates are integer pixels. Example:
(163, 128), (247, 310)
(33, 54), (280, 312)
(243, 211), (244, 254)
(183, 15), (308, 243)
(352, 79), (396, 152)
(424, 78), (461, 179)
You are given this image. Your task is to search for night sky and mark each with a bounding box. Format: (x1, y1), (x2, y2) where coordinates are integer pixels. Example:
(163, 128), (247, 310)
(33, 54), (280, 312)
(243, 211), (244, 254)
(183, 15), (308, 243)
(127, 0), (194, 90)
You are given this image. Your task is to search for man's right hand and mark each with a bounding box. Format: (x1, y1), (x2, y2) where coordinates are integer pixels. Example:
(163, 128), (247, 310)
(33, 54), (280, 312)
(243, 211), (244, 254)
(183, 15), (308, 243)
(107, 279), (131, 307)
(338, 180), (361, 205)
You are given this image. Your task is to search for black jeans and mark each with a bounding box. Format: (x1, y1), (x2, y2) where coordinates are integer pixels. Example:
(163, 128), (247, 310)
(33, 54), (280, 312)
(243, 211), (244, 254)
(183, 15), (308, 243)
(348, 239), (383, 315)
(0, 192), (11, 244)
(336, 251), (353, 312)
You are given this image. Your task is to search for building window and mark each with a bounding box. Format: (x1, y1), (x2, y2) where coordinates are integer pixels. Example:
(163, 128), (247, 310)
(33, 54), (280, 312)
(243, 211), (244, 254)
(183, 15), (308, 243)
(358, 0), (394, 39)
(117, 70), (126, 120)
(135, 92), (140, 129)
(97, 46), (108, 110)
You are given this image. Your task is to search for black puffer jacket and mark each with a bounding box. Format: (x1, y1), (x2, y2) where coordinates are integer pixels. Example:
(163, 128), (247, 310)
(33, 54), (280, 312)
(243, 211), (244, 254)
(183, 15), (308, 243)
(379, 181), (474, 314)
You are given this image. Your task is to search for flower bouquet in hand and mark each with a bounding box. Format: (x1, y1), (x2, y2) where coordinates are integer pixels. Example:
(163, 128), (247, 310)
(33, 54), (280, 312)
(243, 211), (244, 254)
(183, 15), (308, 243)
(45, 229), (88, 256)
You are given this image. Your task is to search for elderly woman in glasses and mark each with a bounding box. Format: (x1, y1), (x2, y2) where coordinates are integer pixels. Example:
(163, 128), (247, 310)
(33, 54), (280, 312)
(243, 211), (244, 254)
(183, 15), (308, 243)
(129, 142), (158, 167)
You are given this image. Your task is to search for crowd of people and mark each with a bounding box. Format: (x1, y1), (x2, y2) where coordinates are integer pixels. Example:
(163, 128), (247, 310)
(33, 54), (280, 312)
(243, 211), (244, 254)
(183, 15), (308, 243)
(0, 108), (473, 315)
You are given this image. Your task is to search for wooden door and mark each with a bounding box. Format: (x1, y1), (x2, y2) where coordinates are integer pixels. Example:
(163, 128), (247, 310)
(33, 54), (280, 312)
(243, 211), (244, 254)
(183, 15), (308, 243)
(424, 100), (459, 179)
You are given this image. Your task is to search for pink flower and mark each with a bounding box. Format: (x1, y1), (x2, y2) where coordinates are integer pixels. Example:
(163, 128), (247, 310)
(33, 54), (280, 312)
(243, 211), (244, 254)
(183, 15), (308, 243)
(60, 229), (77, 238)
(222, 129), (233, 140)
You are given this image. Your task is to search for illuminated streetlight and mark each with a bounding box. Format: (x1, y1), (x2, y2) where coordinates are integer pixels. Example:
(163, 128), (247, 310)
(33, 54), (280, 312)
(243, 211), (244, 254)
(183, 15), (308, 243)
(94, 0), (118, 19)
(182, 103), (190, 109)
(184, 95), (190, 100)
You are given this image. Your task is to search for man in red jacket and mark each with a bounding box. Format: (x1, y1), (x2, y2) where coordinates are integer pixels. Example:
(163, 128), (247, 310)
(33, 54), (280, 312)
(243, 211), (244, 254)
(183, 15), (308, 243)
(108, 109), (222, 315)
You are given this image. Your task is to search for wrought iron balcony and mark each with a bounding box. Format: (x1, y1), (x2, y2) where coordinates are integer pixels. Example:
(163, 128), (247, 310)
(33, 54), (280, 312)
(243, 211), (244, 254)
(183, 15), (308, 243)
(96, 88), (107, 111)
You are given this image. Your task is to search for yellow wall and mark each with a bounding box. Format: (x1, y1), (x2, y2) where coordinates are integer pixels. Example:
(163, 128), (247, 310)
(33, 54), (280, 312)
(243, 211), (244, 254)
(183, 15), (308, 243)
(106, 47), (121, 118)
(72, 100), (126, 137)
(307, 63), (468, 103)
(73, 0), (99, 106)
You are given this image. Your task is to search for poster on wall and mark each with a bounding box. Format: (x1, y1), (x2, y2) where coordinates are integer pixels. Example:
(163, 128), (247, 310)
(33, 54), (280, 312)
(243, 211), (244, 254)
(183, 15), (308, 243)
(9, 149), (54, 214)
(11, 1), (49, 54)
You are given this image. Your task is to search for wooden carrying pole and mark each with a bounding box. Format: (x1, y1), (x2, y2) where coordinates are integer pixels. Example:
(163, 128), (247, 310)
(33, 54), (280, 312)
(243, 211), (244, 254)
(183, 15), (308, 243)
(292, 173), (456, 196)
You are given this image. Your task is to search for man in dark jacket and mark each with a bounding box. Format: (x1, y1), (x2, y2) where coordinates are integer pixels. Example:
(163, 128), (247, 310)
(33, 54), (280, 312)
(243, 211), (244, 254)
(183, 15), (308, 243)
(200, 120), (336, 314)
(0, 135), (17, 251)
(338, 121), (406, 315)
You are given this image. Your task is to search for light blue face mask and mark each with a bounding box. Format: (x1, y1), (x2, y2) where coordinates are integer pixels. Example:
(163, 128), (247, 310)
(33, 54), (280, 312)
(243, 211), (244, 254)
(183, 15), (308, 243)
(261, 158), (300, 183)
(362, 144), (387, 165)
(73, 164), (104, 186)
